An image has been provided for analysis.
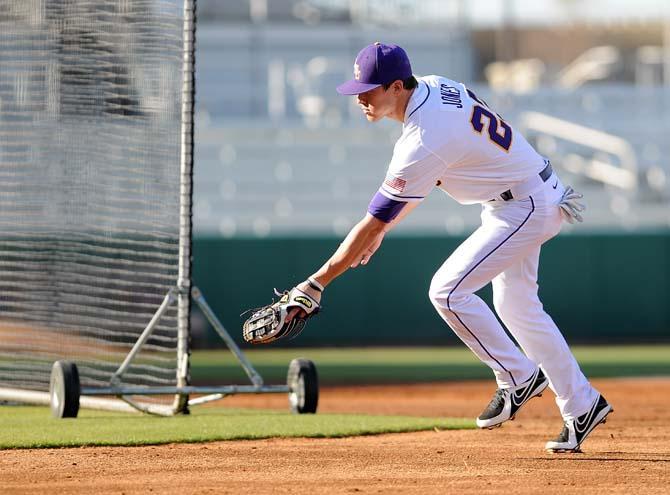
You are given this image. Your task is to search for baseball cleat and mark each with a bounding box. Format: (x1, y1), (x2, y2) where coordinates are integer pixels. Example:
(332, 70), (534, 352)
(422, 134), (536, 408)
(476, 368), (549, 429)
(545, 394), (613, 453)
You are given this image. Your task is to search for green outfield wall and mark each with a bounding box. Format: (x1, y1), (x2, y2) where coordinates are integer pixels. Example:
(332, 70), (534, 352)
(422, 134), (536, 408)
(192, 232), (670, 346)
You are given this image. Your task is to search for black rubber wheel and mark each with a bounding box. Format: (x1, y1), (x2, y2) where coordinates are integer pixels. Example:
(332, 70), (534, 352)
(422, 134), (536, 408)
(49, 361), (80, 418)
(287, 358), (318, 414)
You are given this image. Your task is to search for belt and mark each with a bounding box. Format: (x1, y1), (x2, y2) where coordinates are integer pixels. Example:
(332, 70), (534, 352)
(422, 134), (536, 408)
(497, 161), (553, 202)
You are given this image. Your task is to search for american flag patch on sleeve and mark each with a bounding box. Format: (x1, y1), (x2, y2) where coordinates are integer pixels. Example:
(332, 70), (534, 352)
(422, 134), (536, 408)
(384, 174), (407, 193)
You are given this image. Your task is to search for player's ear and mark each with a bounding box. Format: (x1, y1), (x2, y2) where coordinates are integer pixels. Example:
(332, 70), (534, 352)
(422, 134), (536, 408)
(392, 80), (403, 94)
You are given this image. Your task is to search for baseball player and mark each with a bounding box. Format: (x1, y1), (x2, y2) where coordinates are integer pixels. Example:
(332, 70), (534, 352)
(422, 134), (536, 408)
(244, 42), (612, 453)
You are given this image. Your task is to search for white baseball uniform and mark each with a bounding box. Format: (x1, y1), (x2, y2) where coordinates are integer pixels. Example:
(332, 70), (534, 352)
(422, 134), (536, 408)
(368, 75), (598, 420)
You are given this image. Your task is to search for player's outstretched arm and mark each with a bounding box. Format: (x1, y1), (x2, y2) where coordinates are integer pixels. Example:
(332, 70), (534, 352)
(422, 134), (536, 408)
(284, 213), (385, 321)
(307, 199), (419, 288)
(309, 213), (386, 288)
(283, 201), (418, 325)
(249, 211), (385, 338)
(350, 200), (419, 268)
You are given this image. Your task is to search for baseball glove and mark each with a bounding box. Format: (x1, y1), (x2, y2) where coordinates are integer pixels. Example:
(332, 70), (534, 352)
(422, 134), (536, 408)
(242, 287), (321, 344)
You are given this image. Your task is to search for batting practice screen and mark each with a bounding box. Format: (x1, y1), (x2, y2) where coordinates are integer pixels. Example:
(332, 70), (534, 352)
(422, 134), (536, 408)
(0, 1), (194, 408)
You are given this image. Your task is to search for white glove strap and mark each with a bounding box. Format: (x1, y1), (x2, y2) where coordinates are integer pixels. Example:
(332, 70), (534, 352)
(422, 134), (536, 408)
(286, 287), (320, 315)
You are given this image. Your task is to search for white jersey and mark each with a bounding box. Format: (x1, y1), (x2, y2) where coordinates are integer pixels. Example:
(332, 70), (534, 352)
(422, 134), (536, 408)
(378, 75), (546, 205)
(366, 74), (600, 426)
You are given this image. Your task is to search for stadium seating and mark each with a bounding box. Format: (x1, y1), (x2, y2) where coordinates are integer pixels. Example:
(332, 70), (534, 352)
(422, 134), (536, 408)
(193, 26), (670, 236)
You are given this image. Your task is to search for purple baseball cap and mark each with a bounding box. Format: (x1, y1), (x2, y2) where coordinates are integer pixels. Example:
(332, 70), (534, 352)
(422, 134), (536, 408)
(337, 42), (412, 95)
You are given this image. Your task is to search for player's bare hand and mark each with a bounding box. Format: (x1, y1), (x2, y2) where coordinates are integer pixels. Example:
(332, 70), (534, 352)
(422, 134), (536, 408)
(351, 231), (385, 268)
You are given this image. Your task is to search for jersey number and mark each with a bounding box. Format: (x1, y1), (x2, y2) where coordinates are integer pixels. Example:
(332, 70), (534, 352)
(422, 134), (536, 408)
(467, 89), (512, 152)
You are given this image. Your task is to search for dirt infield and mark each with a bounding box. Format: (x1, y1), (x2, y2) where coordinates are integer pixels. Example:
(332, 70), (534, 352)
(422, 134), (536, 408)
(1, 377), (669, 494)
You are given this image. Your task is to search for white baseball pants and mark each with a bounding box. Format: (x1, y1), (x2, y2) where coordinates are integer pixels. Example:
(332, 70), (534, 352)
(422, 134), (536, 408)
(429, 176), (598, 420)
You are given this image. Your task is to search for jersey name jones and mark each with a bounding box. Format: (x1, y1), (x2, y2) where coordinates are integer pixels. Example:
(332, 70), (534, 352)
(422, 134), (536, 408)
(439, 84), (463, 109)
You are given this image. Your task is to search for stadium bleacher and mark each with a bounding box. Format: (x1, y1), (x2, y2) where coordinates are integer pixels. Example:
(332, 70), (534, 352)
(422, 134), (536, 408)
(193, 25), (670, 236)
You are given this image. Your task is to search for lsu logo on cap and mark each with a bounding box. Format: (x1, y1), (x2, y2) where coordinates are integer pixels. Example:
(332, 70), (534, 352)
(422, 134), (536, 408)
(354, 63), (361, 81)
(294, 296), (313, 309)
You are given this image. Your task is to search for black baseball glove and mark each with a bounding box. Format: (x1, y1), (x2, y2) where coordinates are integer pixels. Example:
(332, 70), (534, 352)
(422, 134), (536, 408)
(242, 287), (321, 344)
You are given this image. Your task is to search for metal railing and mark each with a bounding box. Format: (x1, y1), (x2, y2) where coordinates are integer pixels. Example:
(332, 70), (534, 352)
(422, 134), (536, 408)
(518, 111), (639, 191)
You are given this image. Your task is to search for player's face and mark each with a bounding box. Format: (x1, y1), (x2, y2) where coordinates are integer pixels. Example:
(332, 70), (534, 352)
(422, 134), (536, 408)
(356, 86), (395, 122)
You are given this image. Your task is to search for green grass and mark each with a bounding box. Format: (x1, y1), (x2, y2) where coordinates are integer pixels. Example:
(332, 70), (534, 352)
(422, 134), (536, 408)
(2, 345), (665, 450)
(0, 406), (473, 450)
(191, 345), (670, 385)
